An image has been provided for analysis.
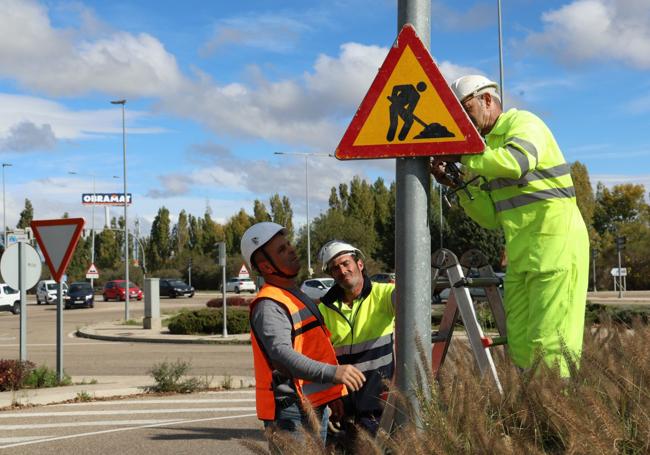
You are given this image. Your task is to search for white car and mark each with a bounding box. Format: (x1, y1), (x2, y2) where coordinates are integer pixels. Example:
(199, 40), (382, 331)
(36, 280), (68, 304)
(0, 283), (20, 315)
(300, 278), (335, 300)
(225, 277), (257, 294)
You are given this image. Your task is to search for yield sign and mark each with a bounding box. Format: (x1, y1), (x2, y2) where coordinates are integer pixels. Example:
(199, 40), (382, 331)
(30, 218), (85, 283)
(336, 24), (485, 160)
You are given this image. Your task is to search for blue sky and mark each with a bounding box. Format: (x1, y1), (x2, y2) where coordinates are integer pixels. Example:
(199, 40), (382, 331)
(0, 0), (648, 235)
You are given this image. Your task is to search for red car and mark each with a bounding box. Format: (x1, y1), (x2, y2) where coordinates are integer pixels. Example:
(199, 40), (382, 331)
(102, 280), (143, 301)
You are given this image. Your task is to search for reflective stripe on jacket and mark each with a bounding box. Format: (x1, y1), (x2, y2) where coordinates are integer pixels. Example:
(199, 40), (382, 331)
(250, 284), (345, 420)
(319, 278), (394, 412)
(459, 108), (586, 273)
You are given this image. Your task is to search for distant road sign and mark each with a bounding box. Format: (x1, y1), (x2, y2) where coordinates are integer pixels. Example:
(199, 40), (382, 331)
(30, 218), (85, 283)
(86, 263), (99, 279)
(238, 264), (250, 278)
(0, 243), (42, 290)
(610, 267), (627, 277)
(336, 24), (484, 160)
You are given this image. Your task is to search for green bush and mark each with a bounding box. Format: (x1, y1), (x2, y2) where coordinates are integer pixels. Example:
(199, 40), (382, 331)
(147, 359), (207, 393)
(207, 296), (253, 308)
(586, 303), (650, 325)
(167, 308), (250, 335)
(23, 365), (72, 388)
(0, 360), (35, 391)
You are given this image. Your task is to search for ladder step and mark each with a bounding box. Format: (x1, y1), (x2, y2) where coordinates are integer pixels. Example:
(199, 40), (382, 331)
(481, 336), (507, 348)
(432, 333), (448, 343)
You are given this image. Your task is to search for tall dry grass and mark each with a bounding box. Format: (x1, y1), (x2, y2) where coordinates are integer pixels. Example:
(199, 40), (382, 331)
(244, 316), (650, 454)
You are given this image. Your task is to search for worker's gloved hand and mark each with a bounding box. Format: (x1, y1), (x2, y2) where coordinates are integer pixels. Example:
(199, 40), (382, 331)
(333, 364), (366, 392)
(430, 158), (459, 188)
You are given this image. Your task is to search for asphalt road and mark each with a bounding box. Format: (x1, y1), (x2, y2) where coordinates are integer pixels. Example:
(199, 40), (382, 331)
(0, 293), (255, 377)
(0, 390), (263, 454)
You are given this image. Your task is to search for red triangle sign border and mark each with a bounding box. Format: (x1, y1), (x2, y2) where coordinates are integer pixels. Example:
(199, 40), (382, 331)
(30, 218), (85, 283)
(336, 24), (485, 160)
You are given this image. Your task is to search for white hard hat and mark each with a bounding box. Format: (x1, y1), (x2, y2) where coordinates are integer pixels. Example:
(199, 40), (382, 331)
(240, 222), (285, 270)
(318, 240), (364, 272)
(450, 75), (499, 103)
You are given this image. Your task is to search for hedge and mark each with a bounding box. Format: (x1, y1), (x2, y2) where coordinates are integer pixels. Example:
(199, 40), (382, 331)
(167, 308), (250, 335)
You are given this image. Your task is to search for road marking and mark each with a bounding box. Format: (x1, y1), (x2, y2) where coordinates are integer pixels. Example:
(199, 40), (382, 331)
(0, 412), (258, 449)
(0, 407), (257, 418)
(61, 397), (255, 406)
(0, 436), (49, 443)
(0, 419), (181, 430)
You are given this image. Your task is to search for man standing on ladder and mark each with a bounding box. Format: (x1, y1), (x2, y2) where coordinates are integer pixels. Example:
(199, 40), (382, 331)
(317, 240), (395, 438)
(431, 75), (589, 377)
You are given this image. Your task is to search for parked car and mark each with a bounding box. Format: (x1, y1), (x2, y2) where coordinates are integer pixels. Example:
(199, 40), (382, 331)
(370, 273), (396, 284)
(300, 278), (335, 300)
(159, 279), (195, 298)
(102, 280), (143, 301)
(0, 284), (20, 315)
(65, 282), (95, 309)
(36, 280), (68, 304)
(224, 277), (256, 294)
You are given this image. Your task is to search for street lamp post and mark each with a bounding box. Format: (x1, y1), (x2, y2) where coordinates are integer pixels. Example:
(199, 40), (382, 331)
(2, 163), (12, 246)
(274, 152), (332, 277)
(111, 99), (129, 321)
(69, 171), (96, 287)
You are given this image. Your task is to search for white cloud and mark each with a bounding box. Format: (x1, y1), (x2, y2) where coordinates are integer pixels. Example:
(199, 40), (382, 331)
(525, 0), (650, 69)
(0, 0), (185, 97)
(200, 14), (310, 56)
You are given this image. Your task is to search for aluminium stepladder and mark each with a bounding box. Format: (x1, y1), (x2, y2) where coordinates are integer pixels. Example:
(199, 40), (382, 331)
(377, 249), (508, 439)
(431, 248), (507, 393)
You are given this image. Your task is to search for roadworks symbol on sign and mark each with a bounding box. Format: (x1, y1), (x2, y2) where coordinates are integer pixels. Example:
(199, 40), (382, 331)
(336, 24), (484, 160)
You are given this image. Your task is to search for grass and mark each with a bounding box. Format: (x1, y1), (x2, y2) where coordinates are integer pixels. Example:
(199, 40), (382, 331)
(146, 359), (209, 393)
(244, 314), (650, 454)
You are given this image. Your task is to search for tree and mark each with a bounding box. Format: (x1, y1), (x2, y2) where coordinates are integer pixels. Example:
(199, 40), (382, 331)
(148, 207), (172, 270)
(571, 161), (596, 227)
(95, 226), (120, 269)
(224, 209), (253, 260)
(593, 183), (646, 235)
(269, 194), (294, 240)
(16, 199), (33, 229)
(172, 210), (190, 258)
(253, 200), (271, 223)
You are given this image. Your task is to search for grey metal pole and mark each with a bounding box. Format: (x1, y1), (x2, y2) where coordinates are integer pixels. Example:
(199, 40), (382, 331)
(57, 281), (64, 382)
(305, 155), (312, 277)
(111, 99), (129, 320)
(617, 248), (622, 299)
(91, 175), (96, 289)
(222, 259), (228, 338)
(2, 163), (11, 246)
(395, 0), (432, 428)
(497, 0), (505, 105)
(592, 251), (597, 292)
(18, 242), (26, 361)
(439, 184), (443, 249)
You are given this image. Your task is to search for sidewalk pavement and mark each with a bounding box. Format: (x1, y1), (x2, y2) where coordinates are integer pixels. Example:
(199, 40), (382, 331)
(0, 321), (254, 409)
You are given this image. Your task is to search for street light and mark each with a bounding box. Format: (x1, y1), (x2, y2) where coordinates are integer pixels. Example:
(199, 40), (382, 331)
(274, 152), (333, 277)
(69, 171), (97, 288)
(2, 163), (11, 246)
(111, 99), (129, 320)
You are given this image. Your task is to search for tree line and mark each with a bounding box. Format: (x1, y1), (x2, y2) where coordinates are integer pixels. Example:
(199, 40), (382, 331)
(10, 161), (650, 291)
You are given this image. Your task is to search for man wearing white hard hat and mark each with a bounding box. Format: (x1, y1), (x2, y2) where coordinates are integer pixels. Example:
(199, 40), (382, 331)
(432, 75), (589, 377)
(317, 240), (395, 439)
(241, 222), (366, 446)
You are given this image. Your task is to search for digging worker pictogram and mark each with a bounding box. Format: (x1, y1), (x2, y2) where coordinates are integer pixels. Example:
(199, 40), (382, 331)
(386, 81), (455, 141)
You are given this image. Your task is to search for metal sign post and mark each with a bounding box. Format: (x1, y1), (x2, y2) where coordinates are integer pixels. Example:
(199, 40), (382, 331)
(217, 242), (228, 338)
(57, 281), (64, 381)
(395, 0), (431, 428)
(0, 242), (41, 362)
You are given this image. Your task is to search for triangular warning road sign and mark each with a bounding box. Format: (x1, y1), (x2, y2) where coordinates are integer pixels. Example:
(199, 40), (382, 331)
(87, 263), (99, 274)
(238, 264), (250, 278)
(336, 24), (485, 160)
(30, 218), (85, 283)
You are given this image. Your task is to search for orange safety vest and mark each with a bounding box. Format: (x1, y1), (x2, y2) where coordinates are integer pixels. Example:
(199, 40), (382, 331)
(250, 284), (346, 420)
